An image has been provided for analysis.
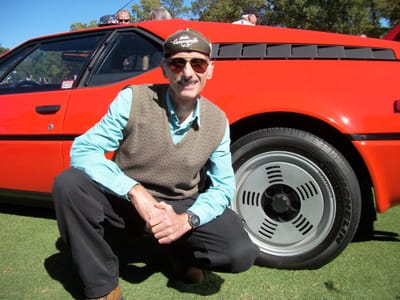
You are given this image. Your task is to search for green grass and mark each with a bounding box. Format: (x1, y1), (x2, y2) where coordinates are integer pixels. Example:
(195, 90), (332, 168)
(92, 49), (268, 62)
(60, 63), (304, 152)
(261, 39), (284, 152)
(1, 204), (399, 300)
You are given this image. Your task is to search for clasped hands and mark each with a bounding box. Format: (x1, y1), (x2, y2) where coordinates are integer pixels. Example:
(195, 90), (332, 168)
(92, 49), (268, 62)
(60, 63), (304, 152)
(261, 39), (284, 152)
(128, 184), (192, 244)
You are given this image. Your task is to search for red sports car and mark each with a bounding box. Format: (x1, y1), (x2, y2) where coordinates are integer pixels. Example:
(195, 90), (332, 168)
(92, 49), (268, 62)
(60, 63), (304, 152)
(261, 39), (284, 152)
(1, 19), (400, 269)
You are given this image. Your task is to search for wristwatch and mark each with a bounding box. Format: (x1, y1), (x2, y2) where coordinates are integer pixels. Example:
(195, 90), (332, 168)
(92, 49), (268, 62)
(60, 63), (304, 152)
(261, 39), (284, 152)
(187, 210), (200, 229)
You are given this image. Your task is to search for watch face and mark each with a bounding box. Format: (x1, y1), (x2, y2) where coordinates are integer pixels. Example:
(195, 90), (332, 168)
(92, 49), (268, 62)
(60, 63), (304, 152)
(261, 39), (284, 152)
(189, 212), (200, 228)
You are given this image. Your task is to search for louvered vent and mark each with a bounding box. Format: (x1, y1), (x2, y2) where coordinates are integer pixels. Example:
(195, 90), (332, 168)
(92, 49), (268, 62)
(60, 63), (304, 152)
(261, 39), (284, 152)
(211, 43), (396, 60)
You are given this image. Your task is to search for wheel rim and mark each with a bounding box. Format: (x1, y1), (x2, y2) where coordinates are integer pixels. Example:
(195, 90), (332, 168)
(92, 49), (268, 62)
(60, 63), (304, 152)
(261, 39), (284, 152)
(233, 150), (336, 256)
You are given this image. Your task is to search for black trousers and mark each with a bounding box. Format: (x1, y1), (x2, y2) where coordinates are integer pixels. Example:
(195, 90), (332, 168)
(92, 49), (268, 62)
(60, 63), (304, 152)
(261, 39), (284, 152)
(52, 167), (259, 298)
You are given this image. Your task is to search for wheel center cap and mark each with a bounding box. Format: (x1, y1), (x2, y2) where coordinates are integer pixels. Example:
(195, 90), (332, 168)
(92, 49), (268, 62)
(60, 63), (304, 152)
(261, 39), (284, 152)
(272, 194), (291, 213)
(262, 184), (301, 222)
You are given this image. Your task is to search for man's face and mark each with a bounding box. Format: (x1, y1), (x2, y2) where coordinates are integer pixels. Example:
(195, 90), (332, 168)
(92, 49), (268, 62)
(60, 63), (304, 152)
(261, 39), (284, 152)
(248, 14), (257, 25)
(117, 11), (130, 23)
(162, 52), (213, 103)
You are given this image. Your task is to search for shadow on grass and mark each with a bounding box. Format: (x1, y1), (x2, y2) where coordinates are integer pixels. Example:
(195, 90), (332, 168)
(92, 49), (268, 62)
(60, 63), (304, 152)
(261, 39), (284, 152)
(371, 230), (400, 242)
(166, 272), (224, 296)
(0, 203), (55, 219)
(352, 224), (400, 243)
(44, 239), (83, 299)
(44, 230), (223, 299)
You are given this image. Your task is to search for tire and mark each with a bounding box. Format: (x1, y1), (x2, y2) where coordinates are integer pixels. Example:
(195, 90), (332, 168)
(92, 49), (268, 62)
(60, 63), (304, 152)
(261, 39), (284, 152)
(231, 127), (361, 269)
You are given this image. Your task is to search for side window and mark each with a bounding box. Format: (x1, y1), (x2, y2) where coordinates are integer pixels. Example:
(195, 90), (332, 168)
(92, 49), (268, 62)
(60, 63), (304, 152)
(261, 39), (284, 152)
(0, 45), (35, 79)
(89, 32), (162, 86)
(0, 35), (104, 94)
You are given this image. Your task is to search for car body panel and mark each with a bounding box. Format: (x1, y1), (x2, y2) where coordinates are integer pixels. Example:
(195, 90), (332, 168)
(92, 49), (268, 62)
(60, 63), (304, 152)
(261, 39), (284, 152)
(1, 90), (71, 192)
(353, 140), (400, 211)
(204, 59), (400, 134)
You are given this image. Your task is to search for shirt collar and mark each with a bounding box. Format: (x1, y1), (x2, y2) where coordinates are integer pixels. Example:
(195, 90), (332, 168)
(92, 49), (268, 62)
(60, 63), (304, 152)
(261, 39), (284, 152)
(166, 90), (201, 128)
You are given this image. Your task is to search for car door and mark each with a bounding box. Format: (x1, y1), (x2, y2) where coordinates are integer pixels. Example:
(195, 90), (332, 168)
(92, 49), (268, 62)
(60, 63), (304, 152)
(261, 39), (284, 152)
(61, 30), (166, 167)
(0, 35), (105, 193)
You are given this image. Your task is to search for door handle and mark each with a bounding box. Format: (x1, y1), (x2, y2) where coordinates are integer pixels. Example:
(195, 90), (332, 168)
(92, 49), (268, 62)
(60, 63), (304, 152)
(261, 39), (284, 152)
(36, 105), (61, 115)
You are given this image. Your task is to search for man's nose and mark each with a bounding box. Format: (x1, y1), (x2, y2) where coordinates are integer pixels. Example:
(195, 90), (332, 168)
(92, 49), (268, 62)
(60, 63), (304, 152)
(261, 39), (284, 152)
(182, 62), (195, 76)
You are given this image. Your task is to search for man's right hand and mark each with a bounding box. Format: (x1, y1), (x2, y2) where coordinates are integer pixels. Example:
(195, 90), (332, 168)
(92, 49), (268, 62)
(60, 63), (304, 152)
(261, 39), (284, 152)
(128, 184), (159, 224)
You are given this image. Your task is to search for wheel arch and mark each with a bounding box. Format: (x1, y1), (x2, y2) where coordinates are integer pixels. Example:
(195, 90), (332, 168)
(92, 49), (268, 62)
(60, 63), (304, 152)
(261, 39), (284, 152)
(229, 112), (376, 238)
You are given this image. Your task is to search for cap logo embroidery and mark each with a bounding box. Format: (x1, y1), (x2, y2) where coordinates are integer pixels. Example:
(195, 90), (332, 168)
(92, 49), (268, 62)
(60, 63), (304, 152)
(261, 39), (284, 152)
(172, 35), (199, 48)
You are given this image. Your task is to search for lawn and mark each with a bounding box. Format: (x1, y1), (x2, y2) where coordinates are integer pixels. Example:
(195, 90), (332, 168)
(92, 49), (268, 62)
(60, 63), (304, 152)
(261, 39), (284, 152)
(0, 203), (399, 299)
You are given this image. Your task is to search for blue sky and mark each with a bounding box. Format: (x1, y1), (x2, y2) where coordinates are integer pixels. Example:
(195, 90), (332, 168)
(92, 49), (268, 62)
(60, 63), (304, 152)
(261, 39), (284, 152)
(0, 0), (137, 49)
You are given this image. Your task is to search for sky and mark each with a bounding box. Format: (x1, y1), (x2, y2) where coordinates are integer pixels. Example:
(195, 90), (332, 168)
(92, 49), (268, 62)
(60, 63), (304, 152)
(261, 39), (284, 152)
(0, 0), (136, 49)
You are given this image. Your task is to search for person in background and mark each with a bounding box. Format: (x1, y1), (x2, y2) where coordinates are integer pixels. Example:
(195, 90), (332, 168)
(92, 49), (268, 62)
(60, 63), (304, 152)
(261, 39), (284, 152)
(232, 7), (260, 25)
(150, 6), (172, 20)
(98, 15), (118, 26)
(116, 9), (131, 24)
(52, 28), (259, 300)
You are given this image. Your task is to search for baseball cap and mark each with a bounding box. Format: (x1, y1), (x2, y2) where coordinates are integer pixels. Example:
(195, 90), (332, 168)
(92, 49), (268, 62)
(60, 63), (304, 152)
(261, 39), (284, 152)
(163, 28), (211, 58)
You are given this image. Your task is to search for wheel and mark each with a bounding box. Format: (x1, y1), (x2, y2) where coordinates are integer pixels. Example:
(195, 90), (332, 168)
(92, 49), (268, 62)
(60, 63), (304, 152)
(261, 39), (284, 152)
(231, 127), (361, 269)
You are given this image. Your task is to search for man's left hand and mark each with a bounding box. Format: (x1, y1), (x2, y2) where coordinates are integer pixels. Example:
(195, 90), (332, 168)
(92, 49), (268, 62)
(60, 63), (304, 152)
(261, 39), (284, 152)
(148, 202), (192, 244)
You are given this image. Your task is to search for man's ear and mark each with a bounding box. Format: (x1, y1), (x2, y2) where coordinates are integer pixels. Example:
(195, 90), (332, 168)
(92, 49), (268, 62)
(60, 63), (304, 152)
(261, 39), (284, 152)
(206, 62), (214, 80)
(160, 60), (168, 78)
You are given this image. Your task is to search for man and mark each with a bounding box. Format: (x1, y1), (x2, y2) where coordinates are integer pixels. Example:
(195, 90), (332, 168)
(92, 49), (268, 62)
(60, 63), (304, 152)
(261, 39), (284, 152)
(232, 7), (260, 25)
(116, 9), (131, 23)
(53, 29), (259, 300)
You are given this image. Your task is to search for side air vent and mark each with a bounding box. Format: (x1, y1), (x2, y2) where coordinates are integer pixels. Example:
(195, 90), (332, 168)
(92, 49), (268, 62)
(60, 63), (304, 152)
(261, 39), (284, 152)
(211, 43), (396, 60)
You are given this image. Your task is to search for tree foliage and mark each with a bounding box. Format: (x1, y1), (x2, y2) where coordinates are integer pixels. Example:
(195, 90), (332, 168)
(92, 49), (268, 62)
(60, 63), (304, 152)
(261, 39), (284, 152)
(374, 0), (400, 28)
(192, 0), (266, 23)
(263, 0), (394, 37)
(70, 20), (98, 31)
(68, 0), (398, 37)
(0, 46), (9, 55)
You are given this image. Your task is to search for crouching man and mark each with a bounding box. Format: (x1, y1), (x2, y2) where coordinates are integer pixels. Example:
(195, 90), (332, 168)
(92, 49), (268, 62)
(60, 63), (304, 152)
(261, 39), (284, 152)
(53, 28), (259, 300)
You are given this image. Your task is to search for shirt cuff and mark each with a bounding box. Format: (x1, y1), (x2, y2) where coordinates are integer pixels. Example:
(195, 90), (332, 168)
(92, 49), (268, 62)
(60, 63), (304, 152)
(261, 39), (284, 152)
(112, 173), (138, 200)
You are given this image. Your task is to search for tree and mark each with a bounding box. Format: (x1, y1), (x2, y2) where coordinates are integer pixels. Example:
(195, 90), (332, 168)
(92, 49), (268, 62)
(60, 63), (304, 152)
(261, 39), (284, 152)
(192, 0), (266, 23)
(374, 0), (400, 28)
(262, 0), (391, 37)
(70, 20), (98, 31)
(0, 44), (9, 55)
(191, 0), (393, 37)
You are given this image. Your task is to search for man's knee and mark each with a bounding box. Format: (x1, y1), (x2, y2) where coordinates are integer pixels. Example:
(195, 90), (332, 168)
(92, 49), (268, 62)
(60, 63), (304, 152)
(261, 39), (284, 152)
(200, 209), (260, 273)
(53, 168), (84, 190)
(225, 238), (259, 273)
(53, 167), (97, 199)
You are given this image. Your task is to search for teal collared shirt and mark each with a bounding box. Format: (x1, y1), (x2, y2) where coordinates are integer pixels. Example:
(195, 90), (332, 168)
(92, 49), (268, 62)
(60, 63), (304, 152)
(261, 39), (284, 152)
(70, 87), (236, 225)
(166, 90), (201, 144)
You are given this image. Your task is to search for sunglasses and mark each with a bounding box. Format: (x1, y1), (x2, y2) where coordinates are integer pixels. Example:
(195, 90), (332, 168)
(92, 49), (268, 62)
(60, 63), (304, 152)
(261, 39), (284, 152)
(166, 58), (210, 74)
(118, 19), (130, 23)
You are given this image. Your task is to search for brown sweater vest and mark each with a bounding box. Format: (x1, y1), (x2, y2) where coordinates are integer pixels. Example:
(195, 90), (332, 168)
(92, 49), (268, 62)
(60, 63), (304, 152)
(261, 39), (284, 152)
(113, 84), (227, 200)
